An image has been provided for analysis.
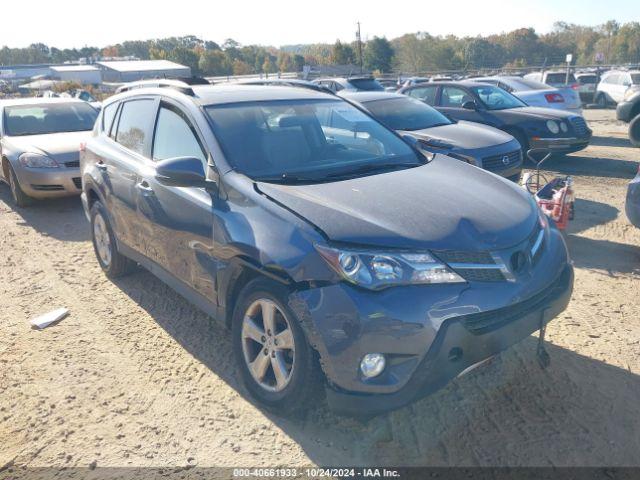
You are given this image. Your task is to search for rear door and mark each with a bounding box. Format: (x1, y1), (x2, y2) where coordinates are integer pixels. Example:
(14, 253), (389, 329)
(105, 97), (159, 253)
(405, 85), (439, 106)
(138, 100), (217, 301)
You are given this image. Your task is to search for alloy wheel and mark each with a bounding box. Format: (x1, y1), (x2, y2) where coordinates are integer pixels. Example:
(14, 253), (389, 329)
(241, 299), (295, 392)
(93, 213), (112, 267)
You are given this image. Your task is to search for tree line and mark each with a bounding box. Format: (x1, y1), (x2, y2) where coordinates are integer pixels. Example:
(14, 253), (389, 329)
(1, 20), (639, 76)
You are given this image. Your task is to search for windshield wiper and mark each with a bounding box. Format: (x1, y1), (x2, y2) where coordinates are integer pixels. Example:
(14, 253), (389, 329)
(254, 173), (325, 184)
(325, 161), (423, 179)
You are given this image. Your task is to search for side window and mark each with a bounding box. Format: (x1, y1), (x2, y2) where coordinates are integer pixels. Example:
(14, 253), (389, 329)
(441, 87), (472, 108)
(115, 99), (157, 156)
(152, 105), (206, 162)
(407, 86), (437, 105)
(333, 82), (344, 92)
(498, 82), (514, 92)
(101, 102), (118, 135)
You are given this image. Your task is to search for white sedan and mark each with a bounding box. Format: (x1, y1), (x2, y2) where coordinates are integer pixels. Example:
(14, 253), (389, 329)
(471, 76), (582, 115)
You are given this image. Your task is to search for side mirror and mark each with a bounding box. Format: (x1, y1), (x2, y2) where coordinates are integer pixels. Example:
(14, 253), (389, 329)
(155, 156), (211, 189)
(462, 100), (478, 110)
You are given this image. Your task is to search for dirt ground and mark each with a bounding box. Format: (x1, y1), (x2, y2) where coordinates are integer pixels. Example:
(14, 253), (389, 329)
(1, 109), (639, 471)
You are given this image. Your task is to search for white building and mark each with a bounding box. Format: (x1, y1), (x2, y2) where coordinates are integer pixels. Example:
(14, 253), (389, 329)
(96, 60), (191, 82)
(50, 65), (102, 85)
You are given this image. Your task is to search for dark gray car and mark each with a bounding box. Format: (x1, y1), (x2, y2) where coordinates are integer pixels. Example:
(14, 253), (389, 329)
(340, 91), (523, 182)
(627, 165), (640, 228)
(80, 84), (573, 416)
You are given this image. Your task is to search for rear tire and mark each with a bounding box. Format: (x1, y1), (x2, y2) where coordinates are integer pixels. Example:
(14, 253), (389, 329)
(7, 164), (34, 207)
(90, 201), (135, 278)
(629, 114), (640, 147)
(595, 93), (608, 108)
(232, 278), (323, 416)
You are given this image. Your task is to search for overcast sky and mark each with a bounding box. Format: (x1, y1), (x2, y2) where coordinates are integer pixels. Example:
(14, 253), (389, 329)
(1, 0), (637, 49)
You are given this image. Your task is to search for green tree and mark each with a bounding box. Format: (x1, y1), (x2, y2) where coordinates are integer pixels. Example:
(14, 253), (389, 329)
(363, 36), (393, 72)
(198, 50), (231, 75)
(330, 40), (355, 64)
(167, 46), (200, 75)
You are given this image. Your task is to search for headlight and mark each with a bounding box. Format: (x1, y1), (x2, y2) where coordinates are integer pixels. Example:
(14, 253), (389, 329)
(19, 153), (59, 168)
(315, 245), (465, 289)
(559, 121), (568, 133)
(546, 120), (560, 134)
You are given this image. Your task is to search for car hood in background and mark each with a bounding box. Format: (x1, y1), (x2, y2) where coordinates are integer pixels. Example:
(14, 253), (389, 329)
(5, 131), (92, 163)
(402, 121), (513, 149)
(257, 157), (536, 252)
(495, 106), (580, 121)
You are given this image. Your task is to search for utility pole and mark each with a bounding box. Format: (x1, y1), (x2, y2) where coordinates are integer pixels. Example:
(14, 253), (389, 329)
(356, 21), (363, 73)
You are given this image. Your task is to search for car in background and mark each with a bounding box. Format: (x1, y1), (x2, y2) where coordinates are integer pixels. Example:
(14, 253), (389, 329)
(235, 78), (333, 93)
(575, 72), (599, 104)
(627, 165), (640, 228)
(616, 85), (640, 146)
(525, 71), (582, 105)
(312, 76), (385, 93)
(596, 70), (640, 106)
(471, 76), (582, 114)
(340, 91), (522, 181)
(400, 77), (430, 89)
(80, 83), (573, 416)
(398, 81), (592, 156)
(0, 98), (98, 206)
(376, 78), (400, 92)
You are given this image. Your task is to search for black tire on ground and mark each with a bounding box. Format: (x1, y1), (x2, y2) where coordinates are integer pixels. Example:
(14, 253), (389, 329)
(232, 277), (323, 416)
(90, 201), (136, 278)
(629, 114), (640, 148)
(7, 163), (34, 207)
(595, 93), (608, 108)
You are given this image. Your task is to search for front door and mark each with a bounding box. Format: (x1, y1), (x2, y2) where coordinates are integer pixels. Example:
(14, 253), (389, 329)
(136, 100), (218, 301)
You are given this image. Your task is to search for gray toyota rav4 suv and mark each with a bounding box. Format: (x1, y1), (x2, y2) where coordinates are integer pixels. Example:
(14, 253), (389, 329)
(81, 84), (573, 416)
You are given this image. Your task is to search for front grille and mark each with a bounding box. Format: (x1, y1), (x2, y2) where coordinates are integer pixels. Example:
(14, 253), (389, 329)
(433, 250), (506, 282)
(72, 177), (82, 189)
(454, 268), (505, 282)
(31, 184), (64, 191)
(569, 116), (588, 137)
(65, 161), (80, 168)
(459, 266), (571, 335)
(433, 250), (495, 265)
(482, 149), (521, 172)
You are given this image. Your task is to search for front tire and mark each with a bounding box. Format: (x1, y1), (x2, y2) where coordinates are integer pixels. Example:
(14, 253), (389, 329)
(232, 278), (322, 415)
(90, 201), (135, 278)
(595, 92), (608, 108)
(7, 164), (33, 207)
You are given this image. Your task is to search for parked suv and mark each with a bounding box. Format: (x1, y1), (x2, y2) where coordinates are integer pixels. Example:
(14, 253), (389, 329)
(615, 81), (640, 147)
(81, 84), (573, 416)
(596, 70), (640, 106)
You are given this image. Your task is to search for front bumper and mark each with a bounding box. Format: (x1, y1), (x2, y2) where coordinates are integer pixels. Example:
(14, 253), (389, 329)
(290, 228), (573, 416)
(14, 166), (81, 199)
(529, 135), (591, 154)
(626, 176), (640, 228)
(326, 264), (573, 416)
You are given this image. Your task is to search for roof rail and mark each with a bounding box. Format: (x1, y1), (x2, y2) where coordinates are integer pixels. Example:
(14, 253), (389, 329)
(116, 79), (196, 96)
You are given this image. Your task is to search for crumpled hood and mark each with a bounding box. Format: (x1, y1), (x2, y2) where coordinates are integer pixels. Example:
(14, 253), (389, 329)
(257, 156), (537, 251)
(402, 121), (513, 149)
(6, 131), (92, 162)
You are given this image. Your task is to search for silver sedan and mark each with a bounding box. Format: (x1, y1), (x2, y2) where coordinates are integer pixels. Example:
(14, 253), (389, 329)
(0, 98), (98, 206)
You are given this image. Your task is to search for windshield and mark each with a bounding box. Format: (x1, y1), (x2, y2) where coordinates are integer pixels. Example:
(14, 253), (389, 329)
(363, 96), (452, 131)
(4, 103), (98, 136)
(470, 85), (527, 110)
(577, 75), (597, 84)
(205, 99), (422, 183)
(348, 78), (385, 91)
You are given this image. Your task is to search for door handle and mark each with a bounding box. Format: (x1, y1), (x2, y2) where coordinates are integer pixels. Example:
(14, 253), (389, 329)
(96, 162), (107, 171)
(136, 181), (154, 194)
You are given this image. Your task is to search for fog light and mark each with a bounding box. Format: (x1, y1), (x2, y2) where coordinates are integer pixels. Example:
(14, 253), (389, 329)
(360, 353), (386, 378)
